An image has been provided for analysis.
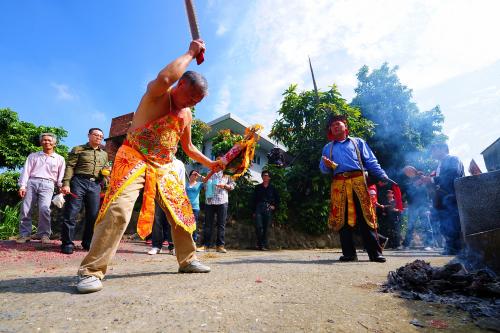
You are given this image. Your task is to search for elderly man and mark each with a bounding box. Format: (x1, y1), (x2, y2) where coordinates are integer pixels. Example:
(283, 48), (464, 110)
(76, 40), (219, 293)
(60, 128), (108, 254)
(320, 114), (394, 263)
(16, 133), (65, 244)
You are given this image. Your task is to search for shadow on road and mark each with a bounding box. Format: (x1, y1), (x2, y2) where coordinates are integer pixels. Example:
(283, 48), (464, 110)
(0, 271), (175, 295)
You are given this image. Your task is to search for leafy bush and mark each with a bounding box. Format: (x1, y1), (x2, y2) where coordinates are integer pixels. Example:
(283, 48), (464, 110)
(228, 172), (257, 224)
(0, 202), (23, 240)
(0, 171), (21, 208)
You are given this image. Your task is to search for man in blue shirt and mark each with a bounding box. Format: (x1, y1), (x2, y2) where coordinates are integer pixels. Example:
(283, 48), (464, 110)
(320, 114), (393, 263)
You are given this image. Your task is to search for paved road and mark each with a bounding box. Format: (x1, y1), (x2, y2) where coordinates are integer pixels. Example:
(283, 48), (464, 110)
(0, 240), (485, 332)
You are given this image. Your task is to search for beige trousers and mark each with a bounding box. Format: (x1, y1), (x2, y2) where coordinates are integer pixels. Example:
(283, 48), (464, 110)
(78, 172), (196, 279)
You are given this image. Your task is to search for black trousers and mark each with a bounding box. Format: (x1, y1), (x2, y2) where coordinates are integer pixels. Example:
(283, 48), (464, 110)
(339, 193), (382, 259)
(255, 202), (272, 249)
(152, 202), (173, 250)
(61, 176), (101, 248)
(203, 203), (227, 247)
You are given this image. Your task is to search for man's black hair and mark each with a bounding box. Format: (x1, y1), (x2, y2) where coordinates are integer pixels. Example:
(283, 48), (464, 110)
(88, 128), (104, 135)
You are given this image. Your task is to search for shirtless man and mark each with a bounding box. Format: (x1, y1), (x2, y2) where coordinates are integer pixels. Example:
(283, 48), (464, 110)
(76, 40), (219, 293)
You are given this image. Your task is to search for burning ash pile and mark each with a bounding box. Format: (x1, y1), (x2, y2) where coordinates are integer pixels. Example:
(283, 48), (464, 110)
(383, 260), (500, 319)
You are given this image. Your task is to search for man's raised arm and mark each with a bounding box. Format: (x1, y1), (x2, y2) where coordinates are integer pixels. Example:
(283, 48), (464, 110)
(147, 40), (205, 97)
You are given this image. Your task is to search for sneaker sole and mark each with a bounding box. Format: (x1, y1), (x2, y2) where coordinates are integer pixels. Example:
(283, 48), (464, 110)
(77, 284), (103, 294)
(178, 268), (211, 273)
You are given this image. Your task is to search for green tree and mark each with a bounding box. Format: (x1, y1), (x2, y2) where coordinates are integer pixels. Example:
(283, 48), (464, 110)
(350, 64), (445, 177)
(0, 108), (69, 169)
(271, 84), (374, 234)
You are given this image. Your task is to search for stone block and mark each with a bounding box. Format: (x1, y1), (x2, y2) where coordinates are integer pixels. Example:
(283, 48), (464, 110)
(464, 228), (500, 274)
(455, 170), (500, 236)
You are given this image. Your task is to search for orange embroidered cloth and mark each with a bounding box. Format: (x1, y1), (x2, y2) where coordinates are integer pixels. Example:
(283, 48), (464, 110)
(328, 174), (377, 232)
(96, 113), (195, 238)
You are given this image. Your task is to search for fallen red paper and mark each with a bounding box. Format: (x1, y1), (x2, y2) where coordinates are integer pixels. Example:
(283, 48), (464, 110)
(428, 320), (448, 329)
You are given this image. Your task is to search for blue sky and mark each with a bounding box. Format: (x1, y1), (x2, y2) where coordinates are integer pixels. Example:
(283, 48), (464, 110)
(1, 0), (499, 172)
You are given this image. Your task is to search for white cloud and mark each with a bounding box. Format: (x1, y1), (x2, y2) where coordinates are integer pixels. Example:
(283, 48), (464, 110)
(90, 111), (106, 122)
(213, 83), (231, 116)
(51, 83), (78, 101)
(216, 23), (227, 36)
(208, 0), (500, 127)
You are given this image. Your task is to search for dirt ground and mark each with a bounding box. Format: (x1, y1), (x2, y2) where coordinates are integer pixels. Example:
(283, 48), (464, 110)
(0, 240), (489, 333)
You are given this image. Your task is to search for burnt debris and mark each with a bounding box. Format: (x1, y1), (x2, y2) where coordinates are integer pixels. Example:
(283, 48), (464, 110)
(383, 260), (500, 321)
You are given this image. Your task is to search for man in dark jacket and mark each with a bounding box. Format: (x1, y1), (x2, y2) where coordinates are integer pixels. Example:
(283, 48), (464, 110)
(253, 170), (280, 250)
(61, 128), (108, 254)
(423, 143), (464, 255)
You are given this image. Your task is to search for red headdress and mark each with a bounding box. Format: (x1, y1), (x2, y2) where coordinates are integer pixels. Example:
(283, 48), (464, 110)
(326, 114), (349, 141)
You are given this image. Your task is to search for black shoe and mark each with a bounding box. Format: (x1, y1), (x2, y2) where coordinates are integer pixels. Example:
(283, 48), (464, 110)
(339, 255), (358, 262)
(81, 244), (90, 251)
(370, 255), (386, 263)
(61, 244), (74, 254)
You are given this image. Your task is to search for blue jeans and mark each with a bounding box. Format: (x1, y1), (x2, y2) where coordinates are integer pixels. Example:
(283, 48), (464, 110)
(203, 203), (227, 247)
(255, 203), (272, 249)
(191, 209), (200, 243)
(61, 175), (101, 248)
(19, 178), (54, 237)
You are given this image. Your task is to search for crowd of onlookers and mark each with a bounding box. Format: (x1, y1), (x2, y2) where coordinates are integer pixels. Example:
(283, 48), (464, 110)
(14, 129), (281, 255)
(14, 129), (463, 257)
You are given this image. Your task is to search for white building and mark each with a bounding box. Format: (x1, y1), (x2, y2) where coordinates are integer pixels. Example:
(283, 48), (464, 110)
(201, 113), (287, 182)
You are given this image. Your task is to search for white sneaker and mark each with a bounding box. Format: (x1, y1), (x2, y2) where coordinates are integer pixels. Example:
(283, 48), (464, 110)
(147, 247), (162, 255)
(424, 246), (433, 251)
(15, 236), (31, 244)
(76, 276), (103, 294)
(178, 260), (211, 273)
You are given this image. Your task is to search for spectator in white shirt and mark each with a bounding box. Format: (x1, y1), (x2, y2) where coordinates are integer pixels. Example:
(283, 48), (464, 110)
(198, 170), (235, 253)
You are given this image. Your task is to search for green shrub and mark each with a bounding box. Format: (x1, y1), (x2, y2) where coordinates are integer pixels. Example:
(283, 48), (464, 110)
(0, 202), (24, 240)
